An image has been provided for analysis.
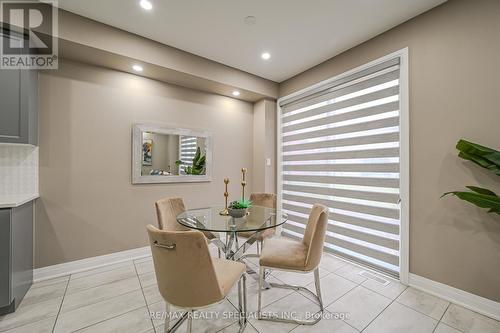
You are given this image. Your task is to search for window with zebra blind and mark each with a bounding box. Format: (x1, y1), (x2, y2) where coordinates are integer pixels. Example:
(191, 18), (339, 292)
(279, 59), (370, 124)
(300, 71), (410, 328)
(277, 51), (409, 278)
(179, 136), (198, 174)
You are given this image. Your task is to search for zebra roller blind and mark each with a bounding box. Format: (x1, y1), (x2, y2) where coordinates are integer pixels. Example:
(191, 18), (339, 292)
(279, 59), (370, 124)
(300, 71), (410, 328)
(279, 58), (401, 276)
(179, 136), (198, 174)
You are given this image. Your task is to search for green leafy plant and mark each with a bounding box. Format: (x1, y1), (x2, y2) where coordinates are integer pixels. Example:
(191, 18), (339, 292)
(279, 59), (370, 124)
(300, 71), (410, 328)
(229, 199), (252, 210)
(455, 139), (500, 176)
(442, 139), (500, 215)
(175, 147), (206, 175)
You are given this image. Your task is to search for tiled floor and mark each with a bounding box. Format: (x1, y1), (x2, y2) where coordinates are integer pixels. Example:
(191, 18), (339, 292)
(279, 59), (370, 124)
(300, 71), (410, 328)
(1, 243), (499, 333)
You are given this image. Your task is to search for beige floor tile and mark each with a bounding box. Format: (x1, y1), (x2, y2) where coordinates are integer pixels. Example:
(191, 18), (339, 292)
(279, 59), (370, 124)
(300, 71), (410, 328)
(327, 285), (391, 331)
(148, 301), (183, 328)
(139, 271), (158, 288)
(142, 283), (163, 305)
(134, 256), (153, 264)
(219, 321), (259, 333)
(301, 273), (357, 307)
(361, 275), (407, 300)
(260, 291), (319, 322)
(61, 276), (141, 313)
(10, 256), (500, 333)
(1, 316), (56, 333)
(76, 307), (154, 333)
(333, 264), (368, 285)
(227, 276), (294, 314)
(70, 261), (135, 280)
(152, 300), (238, 333)
(434, 323), (463, 333)
(271, 269), (329, 287)
(248, 315), (298, 333)
(289, 312), (359, 333)
(31, 275), (70, 290)
(20, 281), (68, 307)
(319, 254), (348, 273)
(363, 302), (437, 333)
(134, 258), (155, 275)
(396, 287), (449, 320)
(53, 290), (146, 333)
(66, 264), (137, 295)
(441, 304), (500, 333)
(0, 296), (62, 332)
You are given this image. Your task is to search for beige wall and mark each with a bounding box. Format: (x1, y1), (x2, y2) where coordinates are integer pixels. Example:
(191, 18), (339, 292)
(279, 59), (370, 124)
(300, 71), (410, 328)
(280, 0), (500, 302)
(252, 99), (277, 193)
(36, 60), (254, 268)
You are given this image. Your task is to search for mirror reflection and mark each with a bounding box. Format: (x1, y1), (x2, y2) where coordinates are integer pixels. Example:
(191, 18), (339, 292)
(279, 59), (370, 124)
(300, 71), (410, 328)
(141, 132), (207, 176)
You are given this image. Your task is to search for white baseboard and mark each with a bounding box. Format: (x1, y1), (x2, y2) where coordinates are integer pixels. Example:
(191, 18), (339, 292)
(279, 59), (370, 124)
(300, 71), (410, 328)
(409, 273), (500, 321)
(33, 246), (151, 282)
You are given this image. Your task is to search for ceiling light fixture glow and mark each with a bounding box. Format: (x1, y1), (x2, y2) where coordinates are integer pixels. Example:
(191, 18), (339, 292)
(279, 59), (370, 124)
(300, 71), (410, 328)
(132, 64), (144, 72)
(261, 52), (271, 60)
(232, 90), (240, 96)
(139, 0), (153, 10)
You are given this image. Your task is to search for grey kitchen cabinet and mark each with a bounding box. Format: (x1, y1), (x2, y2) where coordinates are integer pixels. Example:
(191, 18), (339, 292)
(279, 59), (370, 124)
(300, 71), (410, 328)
(0, 33), (38, 145)
(0, 201), (34, 315)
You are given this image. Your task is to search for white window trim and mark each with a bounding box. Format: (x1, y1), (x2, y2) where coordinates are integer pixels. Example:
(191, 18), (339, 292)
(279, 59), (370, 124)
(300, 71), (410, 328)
(276, 48), (410, 284)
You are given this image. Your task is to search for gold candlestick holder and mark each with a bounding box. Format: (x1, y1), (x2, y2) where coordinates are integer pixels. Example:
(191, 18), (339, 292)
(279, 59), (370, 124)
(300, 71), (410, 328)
(241, 168), (247, 200)
(219, 178), (230, 216)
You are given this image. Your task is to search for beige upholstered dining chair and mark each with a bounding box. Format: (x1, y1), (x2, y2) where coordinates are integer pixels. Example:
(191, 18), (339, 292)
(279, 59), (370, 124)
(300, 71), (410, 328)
(238, 193), (277, 254)
(258, 204), (328, 325)
(155, 197), (221, 257)
(147, 225), (247, 333)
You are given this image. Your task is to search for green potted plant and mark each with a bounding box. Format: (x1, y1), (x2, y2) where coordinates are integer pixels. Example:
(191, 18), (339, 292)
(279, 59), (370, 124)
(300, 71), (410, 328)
(442, 139), (500, 215)
(228, 199), (252, 218)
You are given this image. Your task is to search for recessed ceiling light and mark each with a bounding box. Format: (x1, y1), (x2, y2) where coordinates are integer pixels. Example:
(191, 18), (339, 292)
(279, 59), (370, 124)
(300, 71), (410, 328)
(261, 52), (271, 60)
(139, 0), (153, 10)
(132, 64), (143, 72)
(232, 90), (240, 96)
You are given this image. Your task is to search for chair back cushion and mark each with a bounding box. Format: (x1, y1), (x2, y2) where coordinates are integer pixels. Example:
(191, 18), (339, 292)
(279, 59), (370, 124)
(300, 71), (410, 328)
(155, 197), (189, 231)
(146, 224), (224, 308)
(302, 204), (328, 271)
(249, 193), (277, 209)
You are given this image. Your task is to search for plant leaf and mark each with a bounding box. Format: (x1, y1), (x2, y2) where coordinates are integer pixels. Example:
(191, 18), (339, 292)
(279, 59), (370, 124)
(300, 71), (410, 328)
(456, 139), (500, 175)
(442, 191), (500, 215)
(456, 139), (495, 156)
(465, 186), (497, 196)
(193, 147), (201, 164)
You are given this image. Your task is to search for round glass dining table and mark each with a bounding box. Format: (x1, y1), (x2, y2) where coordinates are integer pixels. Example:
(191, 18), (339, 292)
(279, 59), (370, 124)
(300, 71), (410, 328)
(177, 205), (288, 260)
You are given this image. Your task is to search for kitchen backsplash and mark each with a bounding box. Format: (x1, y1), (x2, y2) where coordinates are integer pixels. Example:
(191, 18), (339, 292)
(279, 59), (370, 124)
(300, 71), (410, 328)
(0, 145), (39, 196)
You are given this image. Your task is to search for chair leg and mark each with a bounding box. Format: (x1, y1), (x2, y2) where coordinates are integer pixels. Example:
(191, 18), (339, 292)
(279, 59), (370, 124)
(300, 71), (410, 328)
(237, 274), (247, 332)
(218, 247), (221, 258)
(164, 302), (170, 333)
(257, 267), (264, 319)
(314, 268), (324, 311)
(256, 240), (261, 255)
(167, 310), (188, 333)
(257, 266), (323, 325)
(187, 310), (193, 333)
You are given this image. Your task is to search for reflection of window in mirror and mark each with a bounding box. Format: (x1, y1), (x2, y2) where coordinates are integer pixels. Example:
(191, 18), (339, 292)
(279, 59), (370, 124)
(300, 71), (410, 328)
(178, 136), (207, 175)
(141, 132), (182, 176)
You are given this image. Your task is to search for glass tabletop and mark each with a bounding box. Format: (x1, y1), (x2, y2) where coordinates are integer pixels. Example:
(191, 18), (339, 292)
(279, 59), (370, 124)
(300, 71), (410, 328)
(177, 205), (288, 233)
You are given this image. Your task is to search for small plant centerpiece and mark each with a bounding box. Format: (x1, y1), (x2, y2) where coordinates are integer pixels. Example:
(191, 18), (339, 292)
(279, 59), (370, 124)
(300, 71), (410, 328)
(228, 199), (252, 218)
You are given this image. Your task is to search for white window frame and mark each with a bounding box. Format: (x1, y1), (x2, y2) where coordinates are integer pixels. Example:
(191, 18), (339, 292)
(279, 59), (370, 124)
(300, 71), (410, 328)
(276, 48), (409, 284)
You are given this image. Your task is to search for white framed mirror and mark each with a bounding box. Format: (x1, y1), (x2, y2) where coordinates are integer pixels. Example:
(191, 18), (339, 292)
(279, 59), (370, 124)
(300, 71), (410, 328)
(132, 123), (213, 184)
